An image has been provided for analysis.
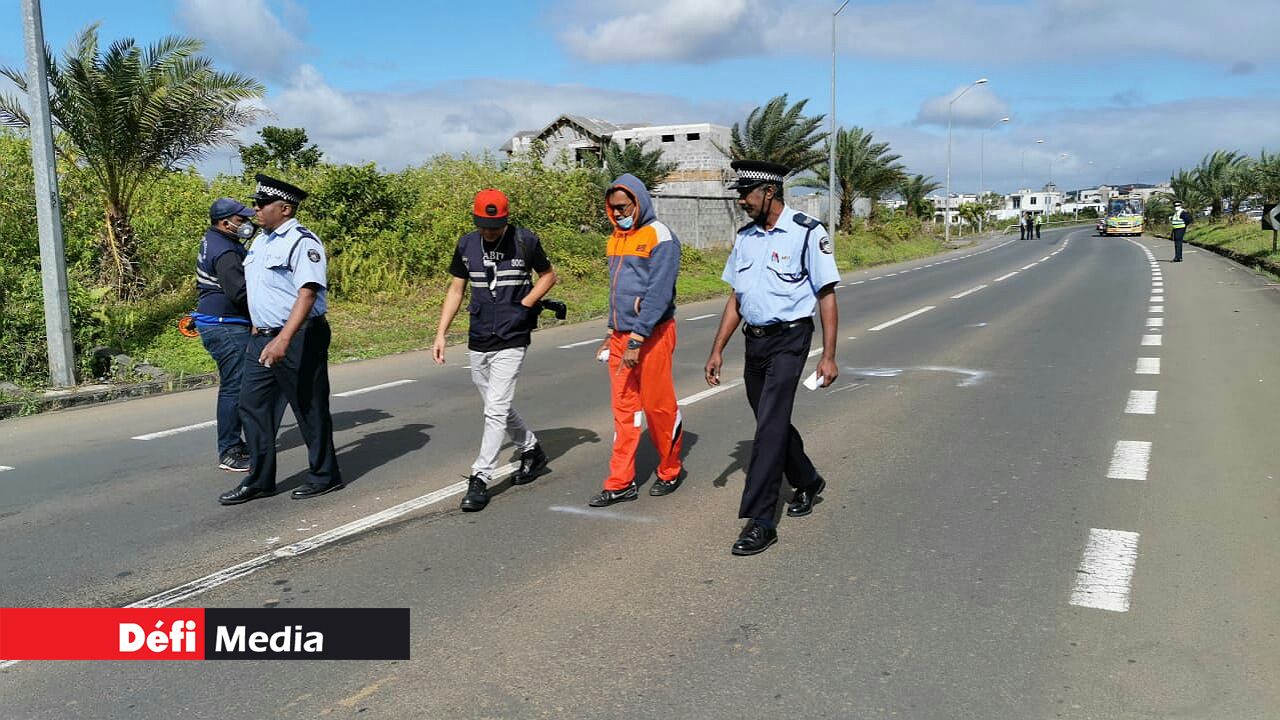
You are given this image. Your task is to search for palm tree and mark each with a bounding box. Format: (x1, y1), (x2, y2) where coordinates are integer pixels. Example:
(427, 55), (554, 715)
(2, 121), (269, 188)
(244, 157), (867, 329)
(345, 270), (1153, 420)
(603, 139), (678, 190)
(717, 94), (827, 172)
(1256, 149), (1280, 204)
(897, 173), (943, 219)
(796, 126), (904, 228)
(1191, 150), (1245, 219)
(0, 24), (264, 296)
(1170, 168), (1209, 214)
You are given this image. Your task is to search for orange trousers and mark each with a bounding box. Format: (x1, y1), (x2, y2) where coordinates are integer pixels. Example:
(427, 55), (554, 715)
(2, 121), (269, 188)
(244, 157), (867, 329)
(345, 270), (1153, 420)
(605, 319), (683, 490)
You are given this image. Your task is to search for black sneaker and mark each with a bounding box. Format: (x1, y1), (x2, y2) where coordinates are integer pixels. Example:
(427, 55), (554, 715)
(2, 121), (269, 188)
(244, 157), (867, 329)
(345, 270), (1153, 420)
(512, 444), (548, 485)
(588, 482), (639, 507)
(648, 472), (683, 496)
(218, 448), (250, 473)
(460, 475), (489, 512)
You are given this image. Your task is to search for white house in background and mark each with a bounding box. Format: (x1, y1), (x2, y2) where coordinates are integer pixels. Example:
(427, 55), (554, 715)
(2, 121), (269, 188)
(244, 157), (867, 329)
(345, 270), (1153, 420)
(930, 193), (979, 225)
(990, 186), (1067, 222)
(501, 114), (732, 194)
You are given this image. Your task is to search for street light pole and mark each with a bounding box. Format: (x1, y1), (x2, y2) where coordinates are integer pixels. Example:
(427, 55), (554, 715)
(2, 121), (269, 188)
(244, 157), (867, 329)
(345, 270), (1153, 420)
(978, 116), (1009, 234)
(828, 0), (849, 236)
(945, 77), (987, 244)
(22, 0), (76, 387)
(1048, 153), (1067, 217)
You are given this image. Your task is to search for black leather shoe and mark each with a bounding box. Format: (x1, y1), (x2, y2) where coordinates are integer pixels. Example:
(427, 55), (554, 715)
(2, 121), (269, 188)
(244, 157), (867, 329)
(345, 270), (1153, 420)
(787, 476), (826, 517)
(219, 485), (272, 505)
(588, 482), (638, 507)
(460, 475), (489, 512)
(732, 521), (778, 556)
(290, 481), (344, 499)
(512, 444), (548, 485)
(648, 472), (683, 496)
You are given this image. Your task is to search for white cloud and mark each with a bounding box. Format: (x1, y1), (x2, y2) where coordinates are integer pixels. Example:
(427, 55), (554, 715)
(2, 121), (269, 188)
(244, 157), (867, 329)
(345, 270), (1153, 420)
(242, 68), (748, 170)
(175, 0), (310, 81)
(915, 84), (1011, 128)
(555, 0), (1280, 67)
(880, 97), (1280, 194)
(557, 0), (780, 63)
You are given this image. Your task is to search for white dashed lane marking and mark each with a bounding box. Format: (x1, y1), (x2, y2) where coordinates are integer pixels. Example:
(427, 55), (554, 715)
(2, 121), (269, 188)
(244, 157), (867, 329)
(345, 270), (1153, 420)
(1136, 357), (1161, 375)
(333, 379), (417, 398)
(867, 306), (936, 332)
(1107, 440), (1153, 480)
(1125, 390), (1158, 415)
(1147, 317), (1164, 328)
(558, 339), (602, 349)
(993, 271), (1019, 283)
(132, 420), (217, 441)
(683, 314), (717, 321)
(1070, 528), (1140, 613)
(0, 465), (13, 473)
(1141, 335), (1162, 346)
(677, 380), (743, 407)
(950, 284), (988, 300)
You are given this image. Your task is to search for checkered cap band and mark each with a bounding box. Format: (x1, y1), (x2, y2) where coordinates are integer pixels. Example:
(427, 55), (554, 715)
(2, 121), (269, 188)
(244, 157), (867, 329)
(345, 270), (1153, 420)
(735, 169), (785, 184)
(256, 183), (301, 204)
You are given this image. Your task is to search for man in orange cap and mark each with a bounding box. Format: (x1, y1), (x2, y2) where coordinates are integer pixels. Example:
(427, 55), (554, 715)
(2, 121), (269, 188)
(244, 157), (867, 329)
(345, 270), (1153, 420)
(433, 189), (558, 512)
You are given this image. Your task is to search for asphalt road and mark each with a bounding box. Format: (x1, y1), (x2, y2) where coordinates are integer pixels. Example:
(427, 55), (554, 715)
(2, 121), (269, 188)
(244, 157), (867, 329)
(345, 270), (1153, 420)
(2, 225), (1277, 719)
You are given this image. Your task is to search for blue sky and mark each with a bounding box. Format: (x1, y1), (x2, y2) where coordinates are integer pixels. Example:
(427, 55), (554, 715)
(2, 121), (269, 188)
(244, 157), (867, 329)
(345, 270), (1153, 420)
(3, 0), (1279, 194)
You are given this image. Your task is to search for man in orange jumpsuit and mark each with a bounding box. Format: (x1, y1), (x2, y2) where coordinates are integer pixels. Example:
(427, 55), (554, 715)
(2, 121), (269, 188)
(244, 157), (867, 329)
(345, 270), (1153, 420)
(590, 173), (684, 506)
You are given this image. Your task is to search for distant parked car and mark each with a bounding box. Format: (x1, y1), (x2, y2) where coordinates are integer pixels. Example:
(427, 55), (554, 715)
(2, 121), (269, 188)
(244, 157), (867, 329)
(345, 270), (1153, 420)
(1245, 209), (1264, 221)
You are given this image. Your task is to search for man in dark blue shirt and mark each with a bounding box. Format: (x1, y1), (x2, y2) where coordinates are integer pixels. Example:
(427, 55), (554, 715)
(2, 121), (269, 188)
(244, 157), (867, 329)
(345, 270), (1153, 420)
(195, 198), (256, 472)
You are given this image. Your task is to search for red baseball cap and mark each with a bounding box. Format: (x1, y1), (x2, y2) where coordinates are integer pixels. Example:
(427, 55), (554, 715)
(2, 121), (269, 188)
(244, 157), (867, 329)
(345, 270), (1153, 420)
(472, 189), (509, 228)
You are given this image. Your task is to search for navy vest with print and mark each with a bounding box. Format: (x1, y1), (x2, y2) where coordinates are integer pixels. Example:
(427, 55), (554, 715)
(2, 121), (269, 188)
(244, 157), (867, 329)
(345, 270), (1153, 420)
(461, 228), (534, 347)
(195, 228), (248, 319)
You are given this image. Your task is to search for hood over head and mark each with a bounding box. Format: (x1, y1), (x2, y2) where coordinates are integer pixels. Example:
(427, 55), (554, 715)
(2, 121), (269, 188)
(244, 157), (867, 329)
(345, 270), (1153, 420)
(606, 173), (657, 231)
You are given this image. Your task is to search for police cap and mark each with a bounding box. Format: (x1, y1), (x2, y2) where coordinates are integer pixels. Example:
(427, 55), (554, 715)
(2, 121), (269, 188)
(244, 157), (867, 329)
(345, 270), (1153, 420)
(728, 160), (790, 190)
(251, 173), (309, 205)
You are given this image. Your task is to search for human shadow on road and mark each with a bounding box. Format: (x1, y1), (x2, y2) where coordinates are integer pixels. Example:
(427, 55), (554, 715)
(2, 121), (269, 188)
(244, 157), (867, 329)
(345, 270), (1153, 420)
(712, 439), (752, 488)
(276, 421), (433, 493)
(631, 429), (700, 491)
(275, 408), (393, 454)
(485, 426), (600, 502)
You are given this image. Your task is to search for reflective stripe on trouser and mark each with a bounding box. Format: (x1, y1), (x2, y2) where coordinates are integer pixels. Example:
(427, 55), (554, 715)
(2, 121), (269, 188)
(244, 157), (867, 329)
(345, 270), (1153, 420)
(738, 323), (820, 521)
(469, 347), (536, 478)
(605, 319), (682, 490)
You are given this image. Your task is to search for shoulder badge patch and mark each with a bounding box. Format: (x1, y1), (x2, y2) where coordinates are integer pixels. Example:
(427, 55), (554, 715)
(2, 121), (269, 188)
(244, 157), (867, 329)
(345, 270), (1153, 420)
(819, 236), (834, 255)
(793, 212), (821, 229)
(307, 248), (321, 263)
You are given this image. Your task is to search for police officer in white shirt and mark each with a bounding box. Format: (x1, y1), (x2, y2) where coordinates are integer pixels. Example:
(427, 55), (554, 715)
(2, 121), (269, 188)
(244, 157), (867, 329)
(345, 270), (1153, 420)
(219, 174), (343, 505)
(704, 160), (841, 555)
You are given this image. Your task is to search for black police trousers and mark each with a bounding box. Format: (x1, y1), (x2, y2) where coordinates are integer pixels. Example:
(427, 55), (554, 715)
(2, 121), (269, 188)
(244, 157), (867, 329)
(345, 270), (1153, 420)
(1172, 228), (1185, 261)
(739, 321), (821, 522)
(237, 316), (342, 491)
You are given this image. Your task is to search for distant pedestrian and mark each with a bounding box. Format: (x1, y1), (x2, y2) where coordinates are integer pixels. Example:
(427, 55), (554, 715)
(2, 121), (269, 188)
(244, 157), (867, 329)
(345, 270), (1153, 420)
(705, 160), (840, 556)
(195, 198), (256, 473)
(1035, 212), (1044, 239)
(1170, 201), (1192, 262)
(432, 189), (556, 512)
(218, 174), (343, 506)
(1019, 212), (1028, 240)
(589, 173), (684, 507)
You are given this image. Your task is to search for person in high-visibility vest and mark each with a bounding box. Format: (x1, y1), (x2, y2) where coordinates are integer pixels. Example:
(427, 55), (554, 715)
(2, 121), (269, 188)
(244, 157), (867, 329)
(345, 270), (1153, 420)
(1170, 201), (1192, 262)
(1034, 212), (1044, 239)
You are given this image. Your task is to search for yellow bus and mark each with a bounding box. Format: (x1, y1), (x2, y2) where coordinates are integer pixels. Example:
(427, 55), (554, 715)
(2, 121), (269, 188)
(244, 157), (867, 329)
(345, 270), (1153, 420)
(1103, 196), (1144, 236)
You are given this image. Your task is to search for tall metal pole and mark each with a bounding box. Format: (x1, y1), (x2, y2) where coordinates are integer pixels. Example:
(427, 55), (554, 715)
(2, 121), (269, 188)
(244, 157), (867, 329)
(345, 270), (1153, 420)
(945, 78), (986, 244)
(828, 0), (849, 235)
(978, 116), (1009, 234)
(22, 0), (76, 387)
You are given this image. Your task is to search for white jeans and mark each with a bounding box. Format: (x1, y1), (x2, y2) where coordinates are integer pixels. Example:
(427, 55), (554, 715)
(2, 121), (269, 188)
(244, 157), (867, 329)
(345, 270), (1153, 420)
(469, 347), (537, 478)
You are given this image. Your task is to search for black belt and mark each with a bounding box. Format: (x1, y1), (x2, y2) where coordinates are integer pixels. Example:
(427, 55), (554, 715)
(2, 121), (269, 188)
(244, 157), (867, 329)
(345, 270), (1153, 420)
(255, 314), (325, 337)
(743, 317), (812, 338)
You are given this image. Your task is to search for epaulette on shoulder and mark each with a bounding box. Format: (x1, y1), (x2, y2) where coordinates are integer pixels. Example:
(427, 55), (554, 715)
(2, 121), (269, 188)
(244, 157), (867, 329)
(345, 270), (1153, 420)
(793, 212), (821, 229)
(295, 225), (319, 241)
(737, 220), (757, 234)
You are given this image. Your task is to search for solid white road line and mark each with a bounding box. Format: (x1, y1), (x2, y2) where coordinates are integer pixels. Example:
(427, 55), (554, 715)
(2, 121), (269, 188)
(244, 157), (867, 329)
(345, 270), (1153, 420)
(1141, 335), (1163, 346)
(129, 461), (523, 609)
(1107, 440), (1153, 480)
(1147, 317), (1164, 328)
(558, 338), (602, 349)
(683, 314), (717, 321)
(993, 271), (1019, 282)
(1125, 390), (1158, 415)
(1136, 357), (1161, 375)
(678, 380), (743, 407)
(950, 284), (988, 299)
(1070, 528), (1140, 612)
(333, 379), (418, 398)
(868, 306), (936, 332)
(132, 420), (217, 441)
